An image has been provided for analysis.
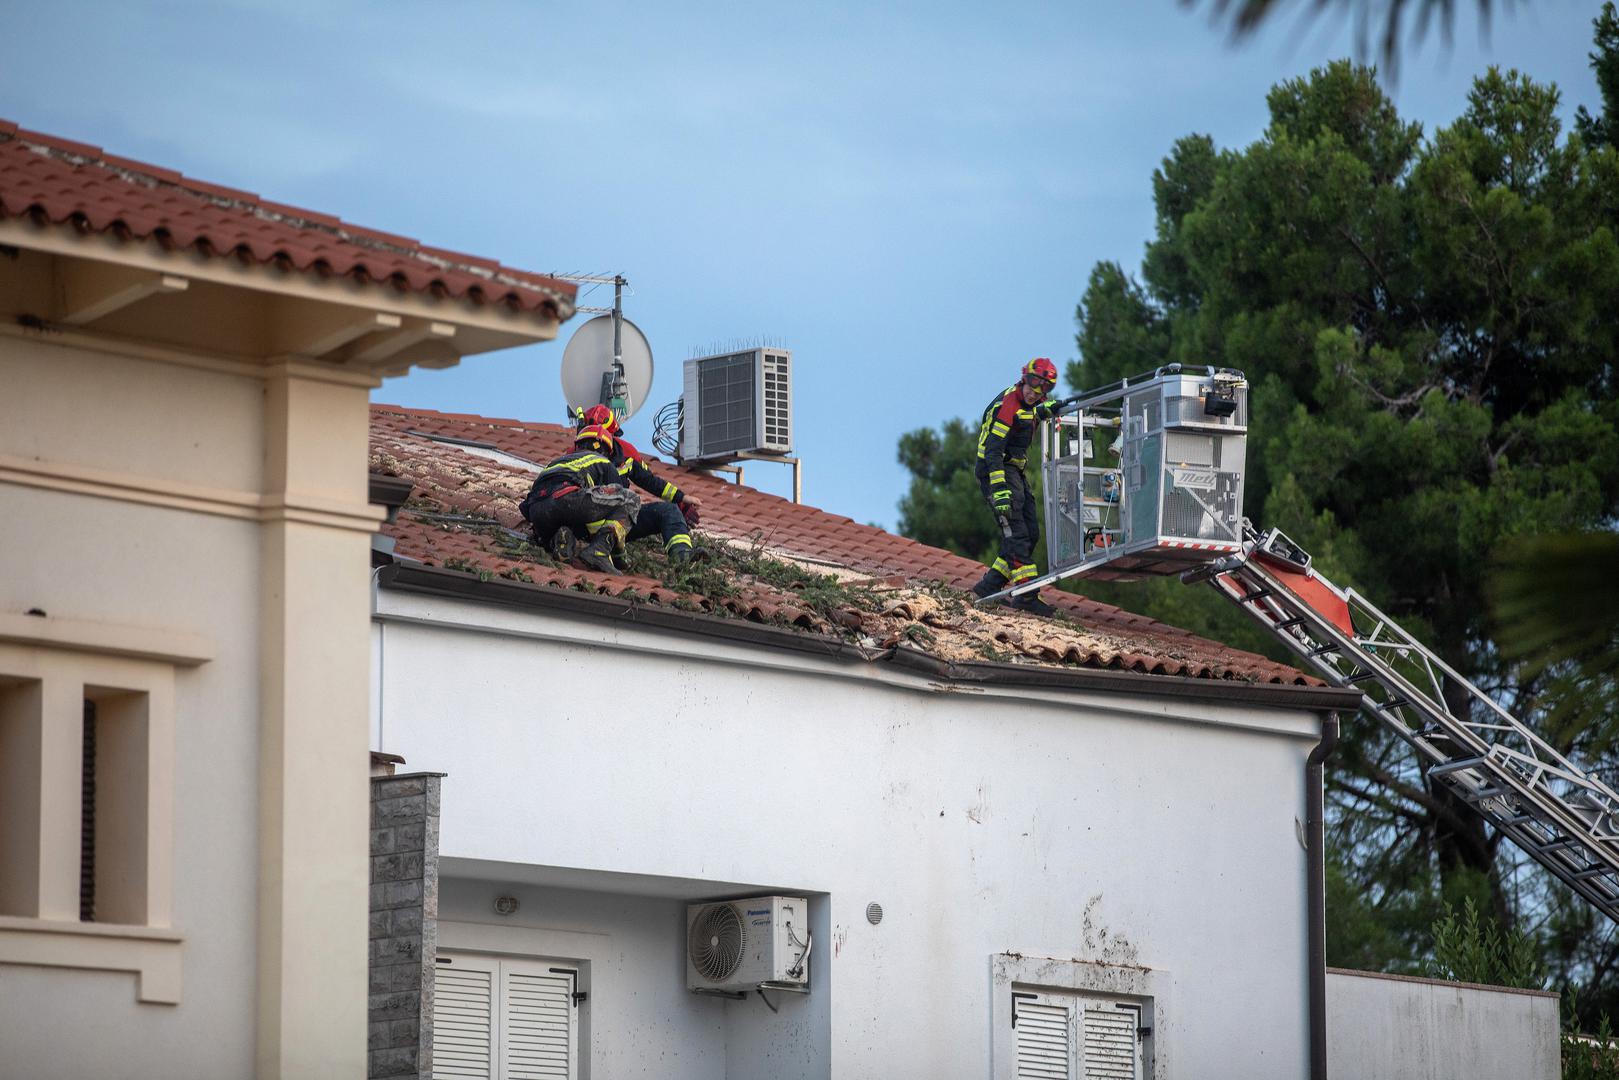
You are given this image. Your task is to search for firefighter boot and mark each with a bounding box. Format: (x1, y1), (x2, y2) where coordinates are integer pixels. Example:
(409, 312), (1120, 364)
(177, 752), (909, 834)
(971, 567), (1008, 601)
(1009, 590), (1057, 618)
(547, 525), (579, 562)
(577, 531), (623, 575)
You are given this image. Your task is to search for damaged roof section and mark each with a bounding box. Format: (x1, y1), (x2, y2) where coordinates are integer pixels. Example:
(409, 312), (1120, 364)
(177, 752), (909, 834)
(370, 404), (1315, 685)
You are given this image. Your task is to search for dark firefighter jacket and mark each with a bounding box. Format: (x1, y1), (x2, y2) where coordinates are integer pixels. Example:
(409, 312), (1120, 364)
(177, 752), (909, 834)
(524, 449), (622, 505)
(610, 439), (686, 506)
(975, 385), (1050, 486)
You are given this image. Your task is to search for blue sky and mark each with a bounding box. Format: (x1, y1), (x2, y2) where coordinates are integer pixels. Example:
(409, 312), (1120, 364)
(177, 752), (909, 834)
(1, 1), (1602, 527)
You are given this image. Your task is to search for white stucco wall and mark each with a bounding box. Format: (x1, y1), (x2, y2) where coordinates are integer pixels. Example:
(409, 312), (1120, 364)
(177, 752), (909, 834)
(1326, 969), (1560, 1080)
(438, 879), (831, 1080)
(375, 587), (1331, 1079)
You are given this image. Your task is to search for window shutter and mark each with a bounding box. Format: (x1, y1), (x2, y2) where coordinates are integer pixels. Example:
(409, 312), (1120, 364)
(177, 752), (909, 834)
(433, 964), (496, 1078)
(1016, 998), (1075, 1079)
(1081, 1004), (1139, 1079)
(500, 967), (576, 1079)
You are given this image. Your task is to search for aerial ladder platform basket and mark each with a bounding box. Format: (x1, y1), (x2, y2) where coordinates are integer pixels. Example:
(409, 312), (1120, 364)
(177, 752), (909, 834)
(980, 364), (1619, 924)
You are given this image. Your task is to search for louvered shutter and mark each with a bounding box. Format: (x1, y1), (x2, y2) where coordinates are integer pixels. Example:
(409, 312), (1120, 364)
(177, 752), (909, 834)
(433, 961), (496, 1078)
(1080, 1004), (1139, 1080)
(500, 964), (576, 1079)
(1016, 997), (1076, 1078)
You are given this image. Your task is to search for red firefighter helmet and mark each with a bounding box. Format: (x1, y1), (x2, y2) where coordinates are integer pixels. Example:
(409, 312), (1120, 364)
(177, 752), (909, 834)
(579, 403), (622, 436)
(1022, 357), (1058, 390)
(575, 424), (616, 453)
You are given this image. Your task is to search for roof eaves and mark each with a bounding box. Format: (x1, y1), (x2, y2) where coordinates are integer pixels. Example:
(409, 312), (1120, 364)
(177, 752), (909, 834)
(378, 562), (880, 663)
(0, 123), (578, 317)
(379, 563), (1362, 713)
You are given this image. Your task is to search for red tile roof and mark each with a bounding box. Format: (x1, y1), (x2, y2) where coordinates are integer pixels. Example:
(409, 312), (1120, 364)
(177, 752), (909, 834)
(0, 120), (576, 318)
(371, 404), (1315, 685)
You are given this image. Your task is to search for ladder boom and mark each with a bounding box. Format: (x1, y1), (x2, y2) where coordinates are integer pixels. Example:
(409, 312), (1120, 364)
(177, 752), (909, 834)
(1207, 528), (1619, 923)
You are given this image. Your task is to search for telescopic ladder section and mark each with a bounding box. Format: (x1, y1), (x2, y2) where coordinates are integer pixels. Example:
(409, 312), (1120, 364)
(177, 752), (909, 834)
(1197, 528), (1619, 924)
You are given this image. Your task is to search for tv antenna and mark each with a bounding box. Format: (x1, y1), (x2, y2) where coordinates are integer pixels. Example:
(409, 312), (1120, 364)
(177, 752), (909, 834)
(553, 274), (654, 420)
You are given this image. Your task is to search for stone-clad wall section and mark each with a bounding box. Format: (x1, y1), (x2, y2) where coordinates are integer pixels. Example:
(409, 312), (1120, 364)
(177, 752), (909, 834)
(368, 773), (444, 1080)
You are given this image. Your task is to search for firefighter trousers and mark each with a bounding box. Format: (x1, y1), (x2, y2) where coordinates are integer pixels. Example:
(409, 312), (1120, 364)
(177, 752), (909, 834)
(976, 465), (1039, 582)
(523, 486), (641, 550)
(626, 500), (695, 556)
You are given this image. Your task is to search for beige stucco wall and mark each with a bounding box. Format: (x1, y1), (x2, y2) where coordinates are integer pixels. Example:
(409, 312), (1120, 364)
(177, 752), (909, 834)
(0, 330), (375, 1077)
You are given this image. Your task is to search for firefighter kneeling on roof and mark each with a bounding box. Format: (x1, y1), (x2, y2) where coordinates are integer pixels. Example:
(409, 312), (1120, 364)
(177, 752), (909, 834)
(520, 424), (643, 575)
(570, 404), (707, 566)
(971, 357), (1059, 617)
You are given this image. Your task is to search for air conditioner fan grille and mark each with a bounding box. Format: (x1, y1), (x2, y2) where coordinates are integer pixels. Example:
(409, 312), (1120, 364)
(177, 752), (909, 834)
(689, 903), (746, 983)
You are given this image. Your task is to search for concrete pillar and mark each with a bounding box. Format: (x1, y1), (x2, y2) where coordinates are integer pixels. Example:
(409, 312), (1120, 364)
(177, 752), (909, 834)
(256, 370), (381, 1078)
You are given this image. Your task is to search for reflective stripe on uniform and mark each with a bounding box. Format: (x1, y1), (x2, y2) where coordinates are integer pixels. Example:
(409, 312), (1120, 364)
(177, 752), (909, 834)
(991, 557), (1012, 577)
(661, 481), (679, 502)
(988, 469), (1007, 484)
(555, 453), (610, 471)
(990, 422), (1010, 435)
(665, 534), (692, 551)
(585, 518), (630, 539)
(541, 452), (613, 485)
(1009, 563), (1039, 583)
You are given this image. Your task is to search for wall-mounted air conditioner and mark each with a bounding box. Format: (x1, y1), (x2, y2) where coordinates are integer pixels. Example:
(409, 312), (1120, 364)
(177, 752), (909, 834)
(680, 348), (793, 463)
(686, 895), (810, 994)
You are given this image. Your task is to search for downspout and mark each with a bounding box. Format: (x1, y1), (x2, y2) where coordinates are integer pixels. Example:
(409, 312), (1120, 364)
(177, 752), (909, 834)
(1306, 711), (1340, 1080)
(371, 565), (386, 751)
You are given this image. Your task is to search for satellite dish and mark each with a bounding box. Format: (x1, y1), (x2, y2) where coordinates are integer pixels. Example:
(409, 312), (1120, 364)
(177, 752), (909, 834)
(560, 314), (654, 421)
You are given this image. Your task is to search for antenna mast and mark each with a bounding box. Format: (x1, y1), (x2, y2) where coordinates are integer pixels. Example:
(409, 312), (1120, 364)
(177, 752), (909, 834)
(552, 272), (633, 415)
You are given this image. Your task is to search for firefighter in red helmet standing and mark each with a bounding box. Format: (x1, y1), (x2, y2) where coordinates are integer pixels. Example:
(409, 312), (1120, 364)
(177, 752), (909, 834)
(971, 357), (1060, 616)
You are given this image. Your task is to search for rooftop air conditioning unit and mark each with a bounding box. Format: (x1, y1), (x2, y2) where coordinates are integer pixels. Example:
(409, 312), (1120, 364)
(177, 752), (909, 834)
(686, 895), (810, 994)
(680, 347), (793, 463)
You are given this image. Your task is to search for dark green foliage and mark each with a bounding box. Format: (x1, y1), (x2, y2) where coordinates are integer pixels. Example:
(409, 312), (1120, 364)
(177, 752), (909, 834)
(1565, 1005), (1619, 1079)
(1577, 3), (1619, 149)
(1491, 532), (1619, 759)
(896, 419), (998, 562)
(896, 416), (1049, 574)
(1428, 896), (1546, 989)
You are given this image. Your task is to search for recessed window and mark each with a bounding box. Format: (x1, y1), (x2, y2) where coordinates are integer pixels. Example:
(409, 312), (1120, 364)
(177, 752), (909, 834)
(0, 632), (190, 1004)
(0, 676), (44, 918)
(82, 686), (153, 925)
(1014, 989), (1149, 1079)
(994, 954), (1163, 1079)
(434, 952), (583, 1079)
(0, 674), (154, 924)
